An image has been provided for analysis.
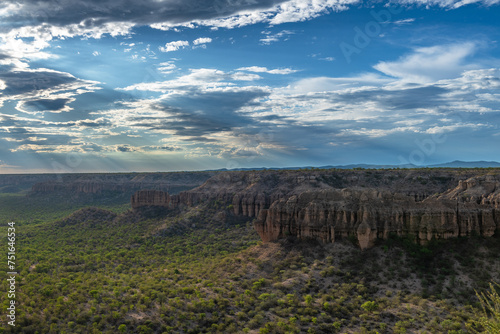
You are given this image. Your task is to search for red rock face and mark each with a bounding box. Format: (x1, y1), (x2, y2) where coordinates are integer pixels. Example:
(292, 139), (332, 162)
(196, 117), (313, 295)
(130, 171), (500, 249)
(131, 190), (173, 209)
(252, 189), (499, 249)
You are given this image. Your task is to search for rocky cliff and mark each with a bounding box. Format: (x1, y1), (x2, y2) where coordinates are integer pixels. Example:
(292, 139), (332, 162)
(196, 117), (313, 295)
(130, 169), (500, 248)
(29, 172), (216, 197)
(254, 188), (499, 249)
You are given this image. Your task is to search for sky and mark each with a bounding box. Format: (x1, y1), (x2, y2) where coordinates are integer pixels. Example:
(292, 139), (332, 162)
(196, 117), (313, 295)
(0, 0), (499, 173)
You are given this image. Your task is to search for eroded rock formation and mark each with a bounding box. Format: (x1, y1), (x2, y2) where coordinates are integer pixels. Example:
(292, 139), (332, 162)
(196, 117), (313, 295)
(254, 188), (499, 249)
(130, 170), (500, 249)
(30, 172), (216, 197)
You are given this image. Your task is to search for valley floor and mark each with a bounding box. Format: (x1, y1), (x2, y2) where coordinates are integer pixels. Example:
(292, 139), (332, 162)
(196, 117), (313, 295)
(0, 193), (499, 333)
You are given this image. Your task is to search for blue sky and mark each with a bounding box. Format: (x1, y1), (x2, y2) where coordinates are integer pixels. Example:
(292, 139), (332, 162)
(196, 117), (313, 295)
(0, 0), (499, 173)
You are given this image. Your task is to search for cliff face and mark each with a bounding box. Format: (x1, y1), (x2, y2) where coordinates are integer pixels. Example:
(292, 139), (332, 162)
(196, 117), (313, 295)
(254, 189), (499, 249)
(131, 190), (173, 209)
(29, 172), (216, 197)
(130, 170), (500, 249)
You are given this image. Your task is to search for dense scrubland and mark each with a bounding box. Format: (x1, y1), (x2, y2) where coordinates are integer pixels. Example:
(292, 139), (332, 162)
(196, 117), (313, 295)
(0, 190), (499, 334)
(1, 169), (500, 333)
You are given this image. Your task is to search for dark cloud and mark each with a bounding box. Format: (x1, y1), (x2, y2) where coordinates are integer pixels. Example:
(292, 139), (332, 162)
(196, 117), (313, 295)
(0, 0), (287, 29)
(181, 136), (218, 142)
(21, 98), (71, 112)
(128, 89), (268, 139)
(322, 85), (449, 111)
(160, 146), (181, 151)
(116, 145), (132, 152)
(0, 69), (83, 96)
(0, 65), (100, 117)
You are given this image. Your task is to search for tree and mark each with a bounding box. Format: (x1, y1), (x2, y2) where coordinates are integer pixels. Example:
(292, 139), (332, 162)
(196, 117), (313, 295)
(361, 301), (378, 313)
(469, 282), (500, 333)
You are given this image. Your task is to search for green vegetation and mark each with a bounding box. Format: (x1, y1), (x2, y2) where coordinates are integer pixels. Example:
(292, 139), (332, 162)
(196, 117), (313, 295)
(0, 193), (129, 225)
(0, 193), (499, 333)
(469, 282), (500, 333)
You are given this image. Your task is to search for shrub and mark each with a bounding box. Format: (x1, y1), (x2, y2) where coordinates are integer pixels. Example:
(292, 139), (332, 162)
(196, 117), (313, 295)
(361, 301), (378, 313)
(469, 282), (500, 333)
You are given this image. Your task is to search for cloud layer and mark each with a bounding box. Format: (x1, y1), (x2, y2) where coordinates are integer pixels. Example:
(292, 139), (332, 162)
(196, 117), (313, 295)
(1, 1), (499, 171)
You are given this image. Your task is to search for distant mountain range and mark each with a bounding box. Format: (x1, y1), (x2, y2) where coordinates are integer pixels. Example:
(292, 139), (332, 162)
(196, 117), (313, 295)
(220, 160), (500, 171)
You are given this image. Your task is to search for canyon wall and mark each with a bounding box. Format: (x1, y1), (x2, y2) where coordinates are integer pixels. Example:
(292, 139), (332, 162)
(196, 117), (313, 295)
(131, 170), (500, 249)
(29, 172), (216, 197)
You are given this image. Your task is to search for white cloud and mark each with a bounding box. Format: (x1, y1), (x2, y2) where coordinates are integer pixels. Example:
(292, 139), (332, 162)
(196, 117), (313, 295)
(260, 30), (294, 45)
(121, 68), (229, 92)
(285, 73), (392, 94)
(237, 66), (297, 75)
(393, 18), (416, 25)
(121, 67), (270, 93)
(373, 42), (478, 83)
(0, 20), (134, 61)
(398, 0), (500, 9)
(157, 61), (177, 74)
(193, 37), (212, 45)
(171, 0), (359, 30)
(231, 72), (262, 81)
(159, 40), (189, 52)
(92, 51), (100, 56)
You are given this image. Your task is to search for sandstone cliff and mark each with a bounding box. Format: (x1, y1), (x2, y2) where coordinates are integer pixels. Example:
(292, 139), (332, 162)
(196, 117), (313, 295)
(254, 188), (498, 249)
(130, 169), (500, 249)
(29, 172), (216, 197)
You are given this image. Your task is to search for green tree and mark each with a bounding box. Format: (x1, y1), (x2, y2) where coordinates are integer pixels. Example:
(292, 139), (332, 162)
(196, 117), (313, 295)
(361, 301), (378, 313)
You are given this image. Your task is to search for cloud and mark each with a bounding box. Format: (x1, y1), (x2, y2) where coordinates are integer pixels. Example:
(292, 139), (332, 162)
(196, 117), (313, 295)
(110, 57), (500, 164)
(157, 61), (177, 74)
(0, 64), (101, 114)
(17, 98), (74, 114)
(237, 66), (298, 74)
(285, 73), (392, 94)
(193, 37), (212, 45)
(0, 0), (497, 64)
(111, 89), (270, 140)
(260, 30), (294, 45)
(121, 68), (268, 92)
(0, 0), (498, 57)
(393, 18), (416, 25)
(373, 42), (479, 83)
(231, 72), (263, 81)
(397, 0), (500, 9)
(159, 40), (189, 52)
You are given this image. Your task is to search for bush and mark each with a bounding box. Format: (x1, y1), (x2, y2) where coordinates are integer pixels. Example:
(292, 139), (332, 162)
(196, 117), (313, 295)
(361, 301), (378, 313)
(469, 282), (500, 333)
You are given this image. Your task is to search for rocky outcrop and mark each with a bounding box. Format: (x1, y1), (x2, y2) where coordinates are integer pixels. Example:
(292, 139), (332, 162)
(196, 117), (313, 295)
(130, 170), (500, 249)
(131, 190), (173, 209)
(436, 174), (500, 207)
(131, 189), (211, 210)
(253, 188), (499, 249)
(29, 172), (216, 197)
